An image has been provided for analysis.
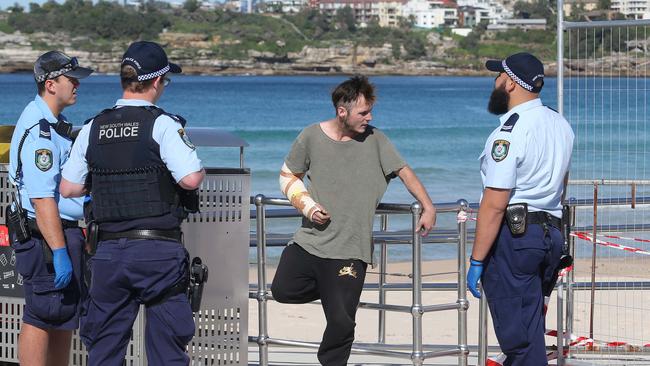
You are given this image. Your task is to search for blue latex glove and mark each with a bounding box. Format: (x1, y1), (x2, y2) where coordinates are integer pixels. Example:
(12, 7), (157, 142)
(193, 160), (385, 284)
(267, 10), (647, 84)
(467, 257), (484, 298)
(52, 247), (72, 289)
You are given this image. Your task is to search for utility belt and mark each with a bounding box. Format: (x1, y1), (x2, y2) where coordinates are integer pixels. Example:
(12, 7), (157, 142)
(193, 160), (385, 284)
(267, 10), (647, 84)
(504, 203), (561, 236)
(19, 218), (81, 264)
(85, 227), (182, 256)
(527, 211), (562, 229)
(505, 202), (573, 277)
(98, 229), (182, 243)
(27, 218), (80, 237)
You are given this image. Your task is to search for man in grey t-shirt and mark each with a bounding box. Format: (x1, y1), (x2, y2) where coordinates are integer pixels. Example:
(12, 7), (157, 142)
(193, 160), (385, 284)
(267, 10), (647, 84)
(272, 76), (436, 365)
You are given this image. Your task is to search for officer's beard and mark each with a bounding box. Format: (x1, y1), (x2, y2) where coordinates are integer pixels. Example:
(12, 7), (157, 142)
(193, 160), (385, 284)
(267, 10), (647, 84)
(488, 84), (509, 115)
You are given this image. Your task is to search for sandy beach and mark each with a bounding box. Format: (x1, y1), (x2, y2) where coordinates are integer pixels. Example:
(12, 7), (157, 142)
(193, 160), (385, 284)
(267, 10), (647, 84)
(248, 256), (650, 363)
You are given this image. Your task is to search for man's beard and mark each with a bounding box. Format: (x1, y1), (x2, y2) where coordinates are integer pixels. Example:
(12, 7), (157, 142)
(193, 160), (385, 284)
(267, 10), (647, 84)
(488, 85), (509, 115)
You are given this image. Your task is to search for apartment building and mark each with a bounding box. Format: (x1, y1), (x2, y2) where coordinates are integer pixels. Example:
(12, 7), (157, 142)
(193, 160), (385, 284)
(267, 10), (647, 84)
(403, 0), (458, 28)
(611, 0), (650, 19)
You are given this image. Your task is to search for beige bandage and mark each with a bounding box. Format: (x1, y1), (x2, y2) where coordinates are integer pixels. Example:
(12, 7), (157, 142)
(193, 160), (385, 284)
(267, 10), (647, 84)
(279, 163), (323, 221)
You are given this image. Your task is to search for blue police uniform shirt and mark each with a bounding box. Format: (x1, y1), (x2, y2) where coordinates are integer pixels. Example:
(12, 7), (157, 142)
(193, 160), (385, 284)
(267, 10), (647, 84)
(479, 98), (575, 217)
(8, 95), (84, 221)
(62, 99), (202, 186)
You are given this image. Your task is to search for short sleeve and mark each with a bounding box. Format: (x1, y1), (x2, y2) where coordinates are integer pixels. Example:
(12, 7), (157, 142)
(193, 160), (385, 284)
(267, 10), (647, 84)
(153, 115), (203, 183)
(62, 123), (91, 185)
(482, 130), (525, 189)
(374, 129), (406, 177)
(284, 129), (310, 173)
(20, 137), (59, 198)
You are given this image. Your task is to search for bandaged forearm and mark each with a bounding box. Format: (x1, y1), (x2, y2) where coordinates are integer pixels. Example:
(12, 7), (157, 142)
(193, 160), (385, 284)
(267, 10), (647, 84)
(279, 163), (322, 221)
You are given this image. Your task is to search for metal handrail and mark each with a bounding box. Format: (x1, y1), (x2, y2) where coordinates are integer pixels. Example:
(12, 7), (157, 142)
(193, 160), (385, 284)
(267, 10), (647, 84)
(251, 194), (470, 366)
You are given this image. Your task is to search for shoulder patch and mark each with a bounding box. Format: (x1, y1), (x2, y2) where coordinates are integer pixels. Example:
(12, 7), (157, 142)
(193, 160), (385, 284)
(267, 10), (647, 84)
(35, 149), (53, 171)
(500, 113), (519, 133)
(178, 128), (195, 150)
(491, 139), (510, 162)
(38, 119), (51, 140)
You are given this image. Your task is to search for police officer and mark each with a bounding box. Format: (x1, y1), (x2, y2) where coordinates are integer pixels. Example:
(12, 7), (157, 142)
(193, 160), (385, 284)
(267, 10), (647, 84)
(466, 52), (574, 365)
(59, 41), (204, 366)
(8, 51), (93, 366)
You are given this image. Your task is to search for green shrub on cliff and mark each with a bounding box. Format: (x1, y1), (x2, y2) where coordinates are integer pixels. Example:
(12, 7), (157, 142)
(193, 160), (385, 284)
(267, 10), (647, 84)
(7, 0), (169, 40)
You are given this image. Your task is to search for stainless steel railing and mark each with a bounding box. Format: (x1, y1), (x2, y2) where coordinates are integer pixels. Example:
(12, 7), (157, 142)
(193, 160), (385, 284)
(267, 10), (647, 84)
(249, 195), (471, 366)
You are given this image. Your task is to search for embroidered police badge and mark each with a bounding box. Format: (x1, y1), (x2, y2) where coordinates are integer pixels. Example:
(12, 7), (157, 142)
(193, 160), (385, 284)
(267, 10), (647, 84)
(178, 129), (195, 150)
(491, 140), (510, 162)
(35, 149), (53, 171)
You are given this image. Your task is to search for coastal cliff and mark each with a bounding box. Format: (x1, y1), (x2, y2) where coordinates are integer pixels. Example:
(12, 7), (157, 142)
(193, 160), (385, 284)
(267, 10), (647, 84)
(0, 31), (647, 76)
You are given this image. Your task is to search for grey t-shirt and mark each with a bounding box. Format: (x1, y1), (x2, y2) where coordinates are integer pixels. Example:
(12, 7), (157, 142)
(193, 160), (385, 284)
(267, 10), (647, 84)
(285, 123), (406, 264)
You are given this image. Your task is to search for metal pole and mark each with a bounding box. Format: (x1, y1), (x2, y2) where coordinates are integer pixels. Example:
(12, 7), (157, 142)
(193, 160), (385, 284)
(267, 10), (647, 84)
(240, 146), (244, 169)
(589, 184), (598, 339)
(478, 286), (488, 366)
(378, 214), (388, 344)
(566, 202), (576, 349)
(457, 199), (469, 366)
(557, 274), (565, 365)
(410, 202), (424, 366)
(557, 0), (565, 115)
(254, 194), (269, 366)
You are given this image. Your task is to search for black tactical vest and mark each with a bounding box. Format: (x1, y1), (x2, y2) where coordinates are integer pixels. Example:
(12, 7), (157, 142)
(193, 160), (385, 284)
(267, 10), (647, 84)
(86, 105), (186, 231)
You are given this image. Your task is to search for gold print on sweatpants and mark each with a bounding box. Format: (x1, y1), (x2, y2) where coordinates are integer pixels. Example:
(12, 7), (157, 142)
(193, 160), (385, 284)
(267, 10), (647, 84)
(338, 263), (357, 278)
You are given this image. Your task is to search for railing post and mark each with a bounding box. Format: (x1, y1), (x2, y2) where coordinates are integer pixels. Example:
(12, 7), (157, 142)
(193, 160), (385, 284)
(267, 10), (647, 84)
(566, 201), (576, 342)
(457, 199), (469, 366)
(254, 194), (269, 366)
(478, 286), (489, 366)
(589, 183), (598, 339)
(378, 214), (388, 344)
(557, 274), (565, 365)
(410, 202), (424, 366)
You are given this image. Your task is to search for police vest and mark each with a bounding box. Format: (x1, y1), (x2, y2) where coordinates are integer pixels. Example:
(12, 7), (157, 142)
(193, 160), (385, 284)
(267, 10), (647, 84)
(86, 106), (186, 230)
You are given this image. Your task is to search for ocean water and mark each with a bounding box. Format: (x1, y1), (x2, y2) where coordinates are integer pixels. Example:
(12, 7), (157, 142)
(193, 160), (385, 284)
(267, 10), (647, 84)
(1, 74), (648, 262)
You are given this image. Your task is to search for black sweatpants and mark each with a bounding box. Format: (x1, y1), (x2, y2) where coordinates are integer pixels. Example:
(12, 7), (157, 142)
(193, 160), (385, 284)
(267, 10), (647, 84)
(271, 244), (367, 366)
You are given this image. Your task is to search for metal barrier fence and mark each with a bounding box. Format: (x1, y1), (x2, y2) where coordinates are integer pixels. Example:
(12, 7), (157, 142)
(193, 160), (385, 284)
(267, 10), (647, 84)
(0, 129), (251, 366)
(249, 195), (471, 366)
(555, 2), (650, 363)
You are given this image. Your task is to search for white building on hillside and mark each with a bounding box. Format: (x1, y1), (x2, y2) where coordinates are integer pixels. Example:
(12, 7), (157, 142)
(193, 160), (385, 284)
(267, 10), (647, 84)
(455, 0), (511, 23)
(264, 0), (308, 12)
(611, 0), (650, 19)
(403, 0), (458, 28)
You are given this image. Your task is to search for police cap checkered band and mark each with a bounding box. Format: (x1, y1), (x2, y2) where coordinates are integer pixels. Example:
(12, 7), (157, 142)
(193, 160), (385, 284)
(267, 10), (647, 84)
(121, 41), (181, 81)
(485, 52), (545, 93)
(502, 60), (534, 91)
(34, 51), (93, 82)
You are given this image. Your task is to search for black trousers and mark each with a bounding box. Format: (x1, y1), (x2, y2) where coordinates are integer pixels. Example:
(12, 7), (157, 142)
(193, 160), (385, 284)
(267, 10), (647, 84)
(271, 244), (367, 366)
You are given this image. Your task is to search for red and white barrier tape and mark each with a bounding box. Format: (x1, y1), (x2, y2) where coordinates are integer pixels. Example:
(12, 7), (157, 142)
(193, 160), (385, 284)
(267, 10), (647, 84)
(593, 233), (650, 244)
(572, 231), (650, 256)
(487, 329), (650, 366)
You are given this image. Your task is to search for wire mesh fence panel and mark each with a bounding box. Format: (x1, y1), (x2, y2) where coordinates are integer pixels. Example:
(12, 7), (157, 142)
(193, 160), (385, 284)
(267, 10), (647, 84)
(563, 22), (650, 363)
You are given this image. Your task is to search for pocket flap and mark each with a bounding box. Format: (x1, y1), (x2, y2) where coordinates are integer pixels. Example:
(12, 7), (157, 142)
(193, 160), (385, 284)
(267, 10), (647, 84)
(32, 275), (58, 294)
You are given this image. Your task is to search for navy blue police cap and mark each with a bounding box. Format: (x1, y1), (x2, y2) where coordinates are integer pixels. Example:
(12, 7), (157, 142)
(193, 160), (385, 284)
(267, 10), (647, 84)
(485, 52), (545, 93)
(121, 41), (182, 81)
(34, 51), (94, 83)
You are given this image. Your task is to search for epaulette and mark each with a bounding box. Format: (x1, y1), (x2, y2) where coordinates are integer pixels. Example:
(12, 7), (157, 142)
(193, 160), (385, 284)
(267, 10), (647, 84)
(38, 119), (51, 140)
(164, 112), (187, 127)
(545, 105), (559, 113)
(500, 113), (519, 133)
(142, 106), (187, 127)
